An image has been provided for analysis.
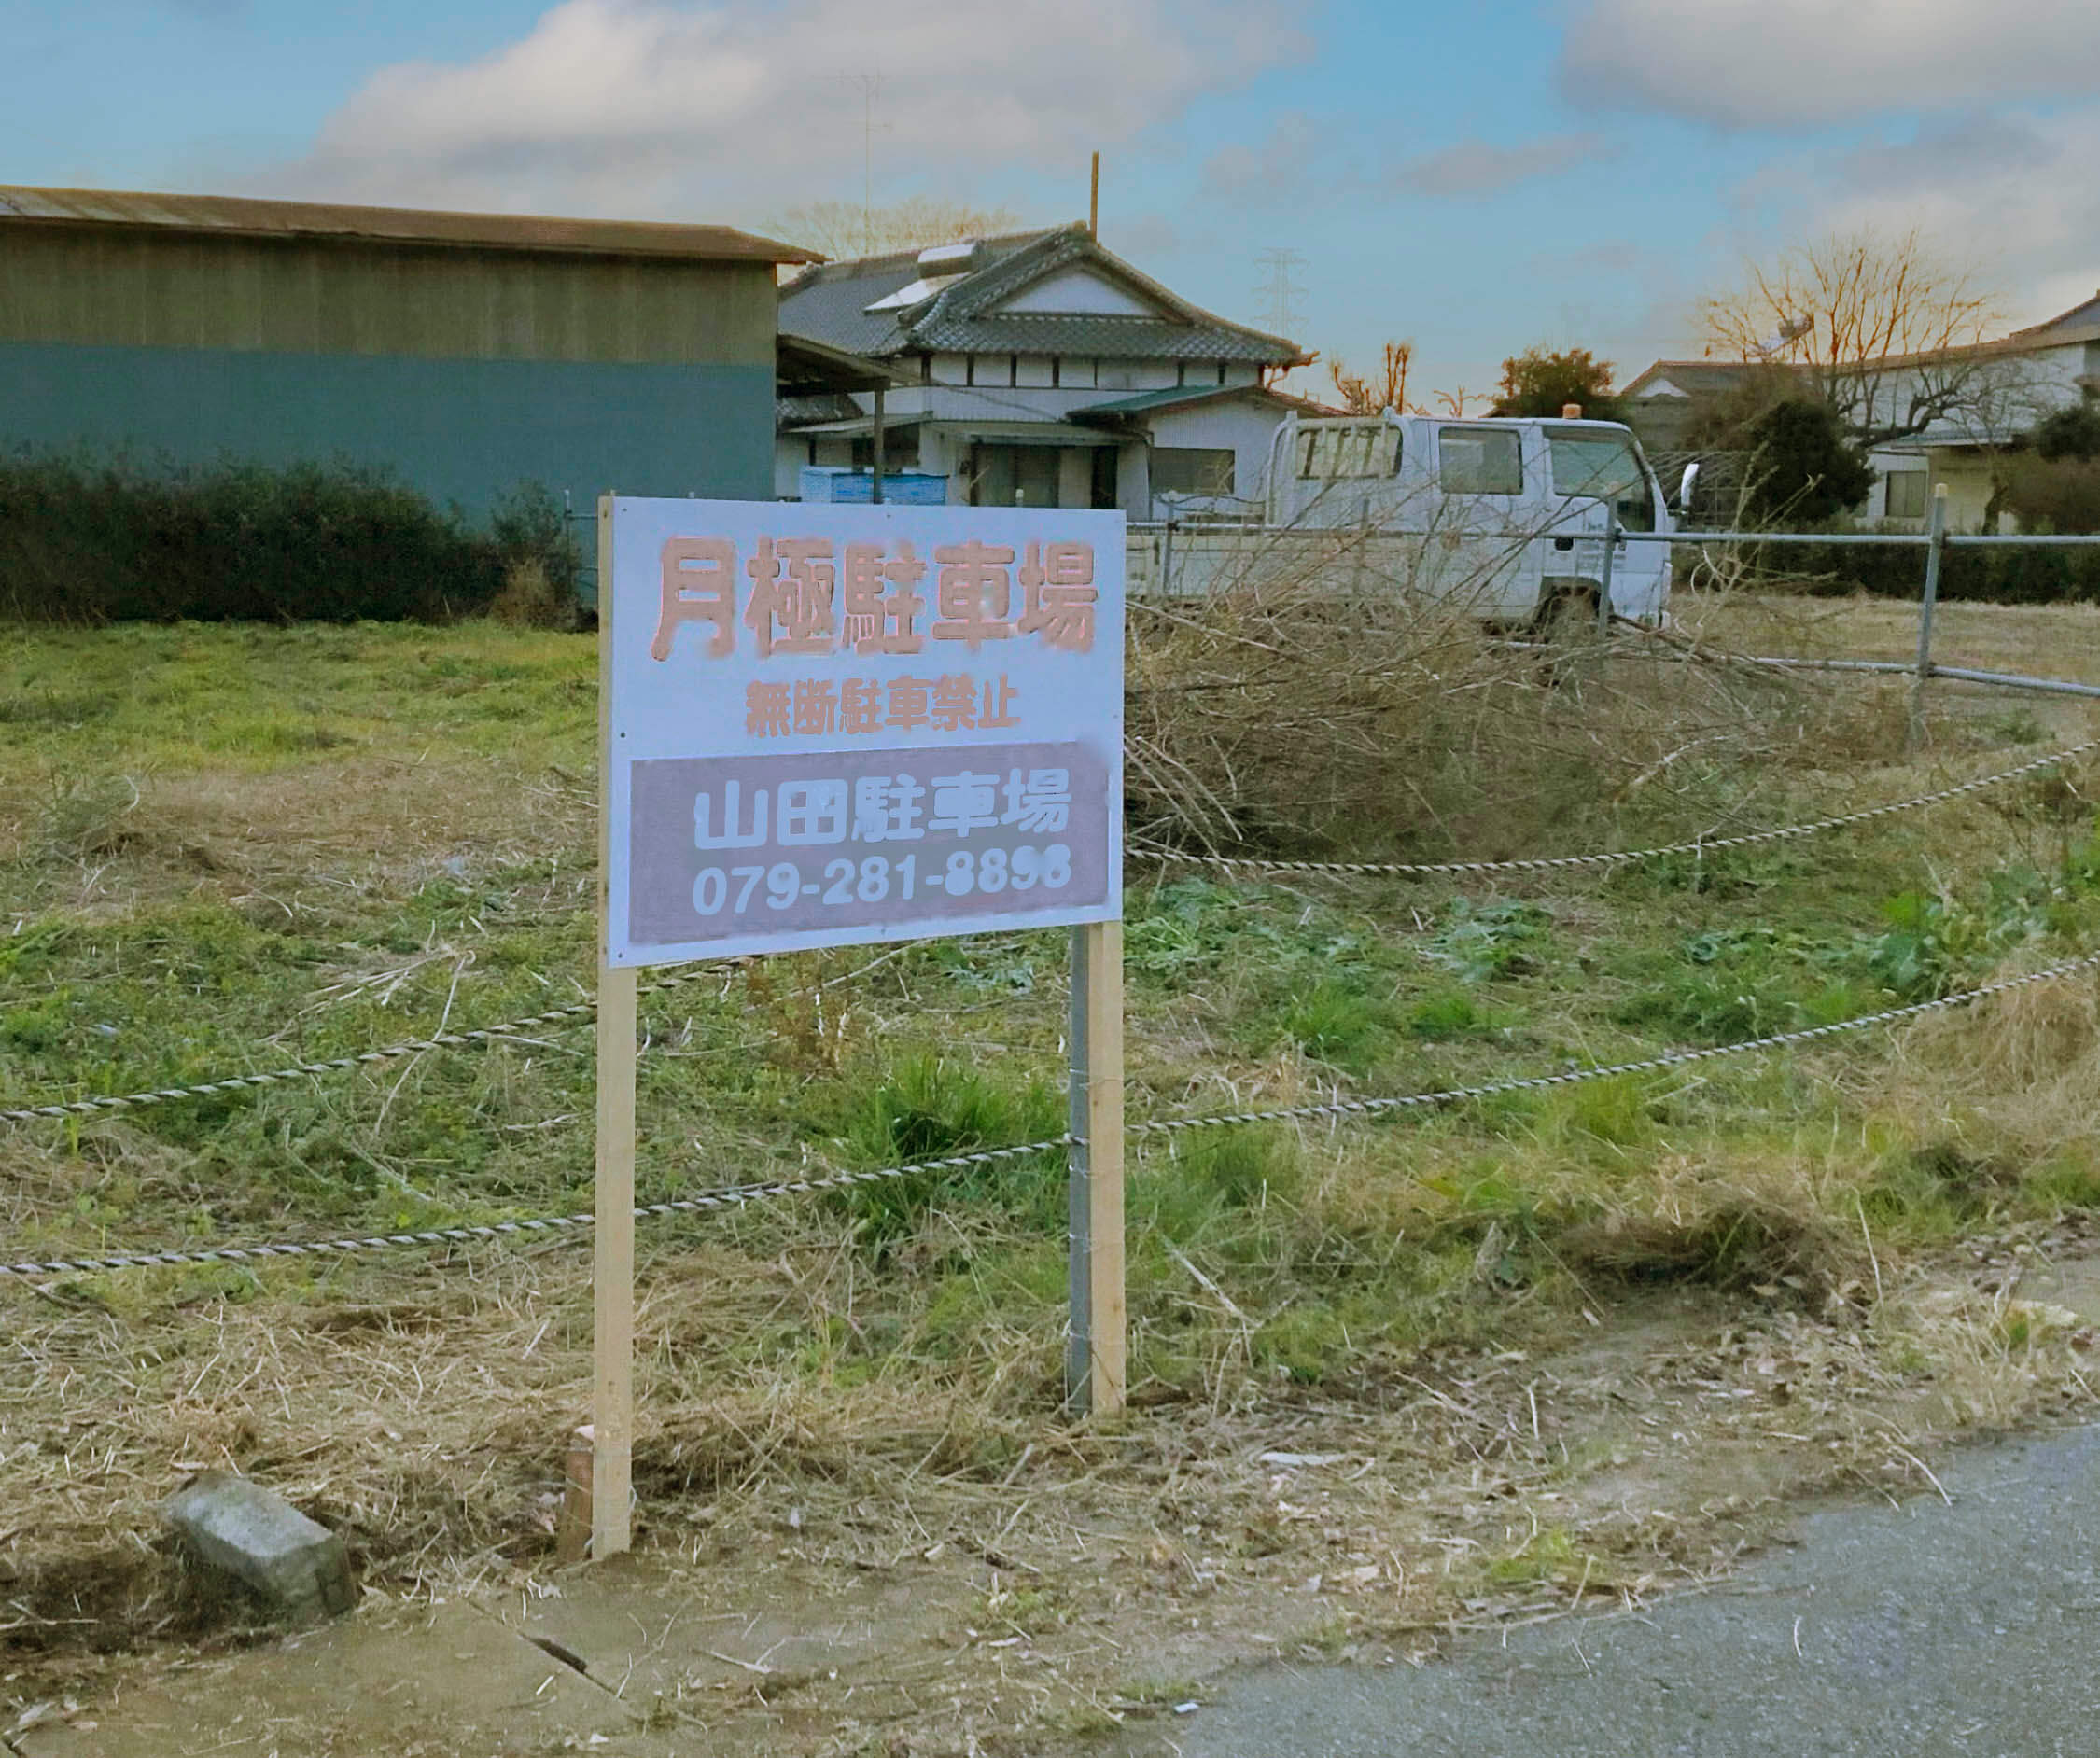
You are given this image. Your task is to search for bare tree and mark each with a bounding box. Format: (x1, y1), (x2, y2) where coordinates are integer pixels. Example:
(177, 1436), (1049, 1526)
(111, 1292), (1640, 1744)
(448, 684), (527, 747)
(1699, 229), (2003, 448)
(1429, 386), (1489, 417)
(766, 197), (1023, 263)
(1328, 340), (1414, 414)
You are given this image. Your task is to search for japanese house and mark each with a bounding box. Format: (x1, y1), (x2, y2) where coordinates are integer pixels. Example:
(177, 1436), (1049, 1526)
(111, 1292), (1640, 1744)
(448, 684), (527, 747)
(776, 223), (1311, 516)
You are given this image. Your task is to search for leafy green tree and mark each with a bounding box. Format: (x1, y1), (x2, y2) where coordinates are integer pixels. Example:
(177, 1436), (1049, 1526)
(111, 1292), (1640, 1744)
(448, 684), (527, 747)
(2034, 397), (2100, 463)
(1741, 398), (1876, 524)
(1490, 347), (1622, 421)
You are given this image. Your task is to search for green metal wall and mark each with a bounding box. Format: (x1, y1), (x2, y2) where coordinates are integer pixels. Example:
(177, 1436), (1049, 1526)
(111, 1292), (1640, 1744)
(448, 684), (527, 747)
(0, 227), (780, 528)
(0, 341), (776, 515)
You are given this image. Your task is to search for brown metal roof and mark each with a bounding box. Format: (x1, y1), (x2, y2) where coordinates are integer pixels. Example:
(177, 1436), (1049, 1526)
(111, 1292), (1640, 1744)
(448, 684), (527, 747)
(0, 185), (819, 266)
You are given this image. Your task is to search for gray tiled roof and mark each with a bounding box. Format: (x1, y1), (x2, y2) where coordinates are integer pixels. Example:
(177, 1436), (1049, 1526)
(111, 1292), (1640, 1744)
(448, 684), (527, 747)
(777, 392), (861, 426)
(1621, 360), (1792, 398)
(778, 225), (1300, 367)
(1073, 382), (1321, 417)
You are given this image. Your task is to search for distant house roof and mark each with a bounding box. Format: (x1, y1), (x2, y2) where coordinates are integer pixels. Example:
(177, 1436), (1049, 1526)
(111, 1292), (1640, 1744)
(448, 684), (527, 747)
(0, 185), (816, 266)
(1619, 359), (1788, 399)
(778, 224), (1305, 366)
(2009, 290), (2100, 345)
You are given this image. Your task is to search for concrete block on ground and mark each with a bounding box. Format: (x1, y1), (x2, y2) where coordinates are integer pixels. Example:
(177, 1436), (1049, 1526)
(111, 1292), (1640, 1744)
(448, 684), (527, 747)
(163, 1471), (355, 1623)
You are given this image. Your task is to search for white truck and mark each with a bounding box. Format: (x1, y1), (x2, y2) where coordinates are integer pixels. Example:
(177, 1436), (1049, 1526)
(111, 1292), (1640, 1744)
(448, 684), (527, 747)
(1131, 412), (1681, 627)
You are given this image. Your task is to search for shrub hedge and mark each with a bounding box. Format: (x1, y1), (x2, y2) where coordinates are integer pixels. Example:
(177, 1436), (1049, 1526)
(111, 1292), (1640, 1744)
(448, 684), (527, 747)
(1782, 537), (2100, 606)
(0, 453), (581, 623)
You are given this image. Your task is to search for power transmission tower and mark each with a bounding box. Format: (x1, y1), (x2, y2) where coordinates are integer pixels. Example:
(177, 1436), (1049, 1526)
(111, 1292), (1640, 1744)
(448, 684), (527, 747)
(829, 73), (887, 256)
(1253, 247), (1307, 338)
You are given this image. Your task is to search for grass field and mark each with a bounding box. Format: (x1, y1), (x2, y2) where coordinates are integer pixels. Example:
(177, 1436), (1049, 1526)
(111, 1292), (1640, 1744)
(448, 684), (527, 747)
(3, 600), (2099, 1751)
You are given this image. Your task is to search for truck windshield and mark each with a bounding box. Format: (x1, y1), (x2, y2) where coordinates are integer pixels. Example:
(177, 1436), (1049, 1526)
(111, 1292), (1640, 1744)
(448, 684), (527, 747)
(1546, 427), (1656, 531)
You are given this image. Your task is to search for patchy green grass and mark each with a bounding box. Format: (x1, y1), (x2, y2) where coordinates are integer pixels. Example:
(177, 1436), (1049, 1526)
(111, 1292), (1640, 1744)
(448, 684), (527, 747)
(1, 619), (2098, 1409)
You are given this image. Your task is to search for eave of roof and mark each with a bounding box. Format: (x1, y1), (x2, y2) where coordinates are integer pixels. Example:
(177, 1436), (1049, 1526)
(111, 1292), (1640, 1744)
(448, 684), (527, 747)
(1071, 382), (1314, 420)
(777, 332), (918, 395)
(0, 185), (817, 265)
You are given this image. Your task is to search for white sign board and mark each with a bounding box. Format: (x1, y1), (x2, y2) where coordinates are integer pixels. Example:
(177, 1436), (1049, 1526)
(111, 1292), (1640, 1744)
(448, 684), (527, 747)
(604, 497), (1124, 965)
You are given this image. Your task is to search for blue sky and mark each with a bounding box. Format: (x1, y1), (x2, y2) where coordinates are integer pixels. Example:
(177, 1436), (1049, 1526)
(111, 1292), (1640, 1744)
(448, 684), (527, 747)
(7, 0), (2099, 401)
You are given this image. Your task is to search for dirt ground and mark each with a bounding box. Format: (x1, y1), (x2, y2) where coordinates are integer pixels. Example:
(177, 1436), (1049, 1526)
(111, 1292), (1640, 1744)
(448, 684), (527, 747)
(8, 1219), (2100, 1758)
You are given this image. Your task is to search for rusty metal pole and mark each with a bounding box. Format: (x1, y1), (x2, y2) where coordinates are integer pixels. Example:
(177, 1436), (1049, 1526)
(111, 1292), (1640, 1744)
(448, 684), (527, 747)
(1596, 505), (1619, 638)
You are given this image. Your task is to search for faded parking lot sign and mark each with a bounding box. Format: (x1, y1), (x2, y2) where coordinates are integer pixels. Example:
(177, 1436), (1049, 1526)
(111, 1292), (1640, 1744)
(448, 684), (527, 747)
(604, 498), (1124, 964)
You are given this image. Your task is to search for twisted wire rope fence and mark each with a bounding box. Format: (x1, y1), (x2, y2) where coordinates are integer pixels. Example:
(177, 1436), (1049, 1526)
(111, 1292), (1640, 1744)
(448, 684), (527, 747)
(6, 739), (2092, 1129)
(10, 948), (2095, 1281)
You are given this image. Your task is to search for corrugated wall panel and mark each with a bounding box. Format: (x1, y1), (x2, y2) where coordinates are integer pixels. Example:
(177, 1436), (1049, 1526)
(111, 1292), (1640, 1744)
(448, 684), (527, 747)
(0, 228), (775, 365)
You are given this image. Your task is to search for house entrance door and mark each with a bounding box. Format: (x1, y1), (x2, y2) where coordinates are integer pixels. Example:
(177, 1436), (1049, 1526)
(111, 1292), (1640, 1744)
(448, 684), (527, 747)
(971, 444), (1062, 508)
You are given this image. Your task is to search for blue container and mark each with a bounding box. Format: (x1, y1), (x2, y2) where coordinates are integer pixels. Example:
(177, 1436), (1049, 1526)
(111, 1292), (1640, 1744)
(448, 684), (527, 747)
(798, 466), (949, 506)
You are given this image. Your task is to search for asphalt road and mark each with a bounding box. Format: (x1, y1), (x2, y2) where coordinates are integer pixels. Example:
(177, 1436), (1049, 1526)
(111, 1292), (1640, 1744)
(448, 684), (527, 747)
(1141, 1422), (2100, 1758)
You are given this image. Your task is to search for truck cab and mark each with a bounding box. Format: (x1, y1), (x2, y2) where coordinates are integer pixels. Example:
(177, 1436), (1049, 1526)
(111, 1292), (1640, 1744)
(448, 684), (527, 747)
(1263, 412), (1674, 625)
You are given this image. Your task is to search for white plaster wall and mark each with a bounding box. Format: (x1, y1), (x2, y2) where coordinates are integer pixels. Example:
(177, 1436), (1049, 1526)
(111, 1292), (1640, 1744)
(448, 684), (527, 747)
(998, 268), (1157, 315)
(1145, 398), (1290, 515)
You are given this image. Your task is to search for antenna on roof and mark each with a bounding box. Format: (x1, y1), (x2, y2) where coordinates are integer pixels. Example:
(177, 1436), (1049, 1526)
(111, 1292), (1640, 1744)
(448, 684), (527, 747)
(1089, 152), (1099, 240)
(1752, 313), (1813, 359)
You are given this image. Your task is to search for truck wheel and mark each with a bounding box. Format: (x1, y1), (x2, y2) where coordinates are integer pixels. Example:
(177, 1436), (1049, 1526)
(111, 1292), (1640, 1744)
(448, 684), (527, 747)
(1533, 583), (1600, 642)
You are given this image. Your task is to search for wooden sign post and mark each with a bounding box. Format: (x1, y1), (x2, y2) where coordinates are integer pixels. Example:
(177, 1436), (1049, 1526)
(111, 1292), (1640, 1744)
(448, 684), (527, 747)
(590, 493), (1127, 1556)
(594, 499), (637, 1558)
(1067, 919), (1125, 1415)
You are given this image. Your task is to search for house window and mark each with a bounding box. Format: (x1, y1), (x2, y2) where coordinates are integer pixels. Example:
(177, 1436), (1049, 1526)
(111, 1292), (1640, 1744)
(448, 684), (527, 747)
(1153, 447), (1237, 496)
(1884, 469), (1929, 520)
(1438, 426), (1522, 495)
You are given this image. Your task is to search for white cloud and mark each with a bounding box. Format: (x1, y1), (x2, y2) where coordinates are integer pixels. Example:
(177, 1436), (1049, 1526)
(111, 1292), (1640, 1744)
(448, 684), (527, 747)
(266, 0), (1308, 220)
(1561, 0), (2100, 129)
(1798, 110), (2100, 328)
(1200, 111), (1315, 203)
(1393, 132), (1612, 198)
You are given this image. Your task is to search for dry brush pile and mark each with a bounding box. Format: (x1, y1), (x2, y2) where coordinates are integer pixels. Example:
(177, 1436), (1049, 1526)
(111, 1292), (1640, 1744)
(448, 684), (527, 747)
(1124, 535), (1909, 862)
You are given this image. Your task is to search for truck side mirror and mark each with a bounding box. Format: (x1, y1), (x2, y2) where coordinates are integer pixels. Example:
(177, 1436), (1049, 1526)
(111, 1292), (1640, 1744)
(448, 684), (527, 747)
(1674, 462), (1701, 511)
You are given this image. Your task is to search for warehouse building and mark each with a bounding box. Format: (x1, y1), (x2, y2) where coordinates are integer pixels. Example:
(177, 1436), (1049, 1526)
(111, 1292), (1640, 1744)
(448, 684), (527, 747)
(0, 186), (814, 515)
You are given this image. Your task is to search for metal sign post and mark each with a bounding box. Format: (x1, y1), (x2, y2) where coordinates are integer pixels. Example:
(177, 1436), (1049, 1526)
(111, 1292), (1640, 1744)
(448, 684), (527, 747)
(1909, 483), (1950, 752)
(593, 495), (1126, 1555)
